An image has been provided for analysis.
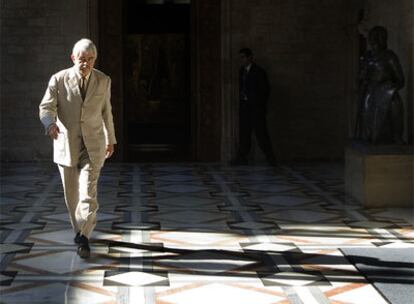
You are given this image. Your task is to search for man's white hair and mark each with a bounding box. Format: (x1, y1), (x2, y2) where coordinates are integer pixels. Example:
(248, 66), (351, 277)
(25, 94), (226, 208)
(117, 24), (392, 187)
(72, 38), (98, 58)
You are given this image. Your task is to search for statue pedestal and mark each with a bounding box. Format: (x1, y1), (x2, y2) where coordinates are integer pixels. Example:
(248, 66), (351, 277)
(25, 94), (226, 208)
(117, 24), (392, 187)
(345, 142), (414, 208)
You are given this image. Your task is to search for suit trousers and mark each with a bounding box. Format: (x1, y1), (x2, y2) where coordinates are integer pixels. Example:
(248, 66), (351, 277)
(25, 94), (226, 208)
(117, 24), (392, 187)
(238, 101), (275, 162)
(58, 143), (101, 239)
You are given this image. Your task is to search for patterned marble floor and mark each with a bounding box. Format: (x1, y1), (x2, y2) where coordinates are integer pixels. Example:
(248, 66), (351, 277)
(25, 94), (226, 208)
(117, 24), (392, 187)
(0, 162), (413, 304)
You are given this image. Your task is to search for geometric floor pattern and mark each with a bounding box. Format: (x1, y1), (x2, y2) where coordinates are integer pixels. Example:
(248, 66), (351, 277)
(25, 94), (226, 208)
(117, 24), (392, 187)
(1, 162), (413, 303)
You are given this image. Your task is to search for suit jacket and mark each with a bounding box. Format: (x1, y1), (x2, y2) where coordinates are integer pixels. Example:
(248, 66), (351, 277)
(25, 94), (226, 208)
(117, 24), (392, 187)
(239, 63), (270, 112)
(39, 67), (117, 168)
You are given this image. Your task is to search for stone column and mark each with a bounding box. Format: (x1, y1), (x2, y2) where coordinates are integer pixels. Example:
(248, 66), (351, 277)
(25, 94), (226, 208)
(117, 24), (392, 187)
(220, 0), (237, 162)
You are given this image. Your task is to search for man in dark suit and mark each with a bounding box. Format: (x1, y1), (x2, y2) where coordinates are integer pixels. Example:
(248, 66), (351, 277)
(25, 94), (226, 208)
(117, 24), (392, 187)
(231, 48), (276, 166)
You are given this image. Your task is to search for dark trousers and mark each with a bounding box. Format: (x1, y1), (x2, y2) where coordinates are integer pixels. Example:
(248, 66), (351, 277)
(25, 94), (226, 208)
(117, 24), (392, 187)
(238, 102), (275, 163)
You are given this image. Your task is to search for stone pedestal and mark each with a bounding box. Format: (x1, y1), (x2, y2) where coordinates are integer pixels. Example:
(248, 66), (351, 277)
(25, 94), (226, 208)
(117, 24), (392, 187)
(345, 142), (414, 208)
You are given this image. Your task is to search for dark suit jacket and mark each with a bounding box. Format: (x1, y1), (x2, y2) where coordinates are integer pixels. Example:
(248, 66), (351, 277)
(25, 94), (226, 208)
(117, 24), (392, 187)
(239, 63), (270, 112)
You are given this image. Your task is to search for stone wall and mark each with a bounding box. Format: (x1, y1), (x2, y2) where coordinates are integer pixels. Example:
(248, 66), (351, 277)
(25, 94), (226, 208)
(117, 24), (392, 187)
(226, 0), (361, 161)
(1, 0), (412, 162)
(0, 0), (89, 162)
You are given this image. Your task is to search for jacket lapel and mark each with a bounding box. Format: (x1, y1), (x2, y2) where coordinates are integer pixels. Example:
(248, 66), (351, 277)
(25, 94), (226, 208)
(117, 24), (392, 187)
(67, 68), (82, 99)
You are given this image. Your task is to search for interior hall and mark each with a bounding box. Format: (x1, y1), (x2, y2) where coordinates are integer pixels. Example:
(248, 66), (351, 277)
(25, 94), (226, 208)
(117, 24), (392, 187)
(0, 1), (413, 303)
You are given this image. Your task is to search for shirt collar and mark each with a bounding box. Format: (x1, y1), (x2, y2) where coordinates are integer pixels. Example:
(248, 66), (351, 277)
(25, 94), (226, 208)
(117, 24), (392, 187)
(74, 68), (91, 82)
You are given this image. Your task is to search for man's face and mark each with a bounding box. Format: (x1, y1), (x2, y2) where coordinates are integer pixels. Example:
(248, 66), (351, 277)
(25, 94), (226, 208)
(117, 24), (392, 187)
(368, 35), (380, 53)
(240, 53), (252, 67)
(71, 50), (96, 77)
(368, 31), (386, 54)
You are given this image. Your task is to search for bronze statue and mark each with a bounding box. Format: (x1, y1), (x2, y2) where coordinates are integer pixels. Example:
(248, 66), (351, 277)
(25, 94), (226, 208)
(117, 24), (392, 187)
(355, 26), (405, 144)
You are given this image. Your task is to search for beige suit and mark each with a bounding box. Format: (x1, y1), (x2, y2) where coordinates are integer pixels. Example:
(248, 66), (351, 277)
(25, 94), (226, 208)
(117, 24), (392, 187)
(39, 67), (116, 238)
(40, 67), (116, 168)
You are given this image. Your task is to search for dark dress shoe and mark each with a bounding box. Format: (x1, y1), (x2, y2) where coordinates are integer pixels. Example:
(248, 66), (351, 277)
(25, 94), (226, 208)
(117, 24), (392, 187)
(74, 232), (81, 244)
(77, 235), (90, 259)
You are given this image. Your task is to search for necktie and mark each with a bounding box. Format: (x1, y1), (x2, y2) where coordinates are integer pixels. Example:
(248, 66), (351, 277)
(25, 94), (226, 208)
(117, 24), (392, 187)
(241, 68), (248, 100)
(80, 77), (86, 100)
(243, 68), (248, 82)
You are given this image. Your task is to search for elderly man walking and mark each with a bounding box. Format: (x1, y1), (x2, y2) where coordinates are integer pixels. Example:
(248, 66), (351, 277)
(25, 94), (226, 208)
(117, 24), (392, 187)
(39, 38), (117, 258)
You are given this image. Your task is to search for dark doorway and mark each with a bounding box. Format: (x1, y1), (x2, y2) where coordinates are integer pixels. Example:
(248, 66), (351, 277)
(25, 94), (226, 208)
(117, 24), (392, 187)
(124, 0), (191, 162)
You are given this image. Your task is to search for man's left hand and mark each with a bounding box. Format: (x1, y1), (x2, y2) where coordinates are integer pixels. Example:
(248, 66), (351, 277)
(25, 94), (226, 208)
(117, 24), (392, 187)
(105, 144), (114, 159)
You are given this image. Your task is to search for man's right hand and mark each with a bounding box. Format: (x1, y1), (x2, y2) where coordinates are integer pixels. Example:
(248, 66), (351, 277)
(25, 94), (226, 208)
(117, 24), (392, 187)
(48, 124), (60, 140)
